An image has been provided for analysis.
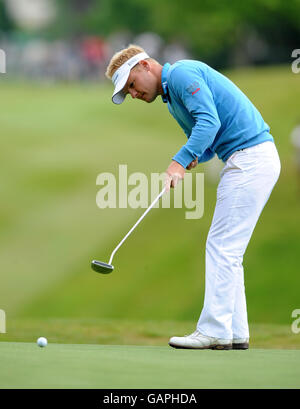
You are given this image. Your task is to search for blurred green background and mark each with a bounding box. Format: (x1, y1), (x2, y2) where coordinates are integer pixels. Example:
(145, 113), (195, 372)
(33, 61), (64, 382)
(0, 0), (300, 346)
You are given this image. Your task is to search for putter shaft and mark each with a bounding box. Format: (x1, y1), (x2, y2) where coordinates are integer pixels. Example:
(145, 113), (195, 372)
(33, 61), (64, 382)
(108, 187), (166, 265)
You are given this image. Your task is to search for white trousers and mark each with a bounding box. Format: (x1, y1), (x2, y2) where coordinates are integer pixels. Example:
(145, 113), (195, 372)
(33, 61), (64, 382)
(197, 141), (281, 339)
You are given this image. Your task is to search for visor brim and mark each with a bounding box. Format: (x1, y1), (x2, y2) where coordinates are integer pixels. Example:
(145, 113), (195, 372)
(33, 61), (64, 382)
(112, 72), (129, 105)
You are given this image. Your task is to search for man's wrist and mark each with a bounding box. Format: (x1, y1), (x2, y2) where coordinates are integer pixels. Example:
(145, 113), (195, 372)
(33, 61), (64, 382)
(172, 146), (197, 169)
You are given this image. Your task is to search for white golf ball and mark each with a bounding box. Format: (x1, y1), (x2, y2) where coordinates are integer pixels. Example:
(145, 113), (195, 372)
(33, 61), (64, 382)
(37, 337), (48, 347)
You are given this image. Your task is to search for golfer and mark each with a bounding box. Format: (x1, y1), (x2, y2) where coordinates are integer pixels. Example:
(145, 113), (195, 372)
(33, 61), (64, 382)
(105, 45), (281, 350)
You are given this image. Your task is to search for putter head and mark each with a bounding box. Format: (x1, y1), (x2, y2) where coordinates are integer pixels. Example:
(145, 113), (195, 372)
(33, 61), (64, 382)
(91, 260), (114, 274)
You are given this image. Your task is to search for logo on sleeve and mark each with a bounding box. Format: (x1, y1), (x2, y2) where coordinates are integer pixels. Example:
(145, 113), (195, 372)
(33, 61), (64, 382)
(186, 81), (200, 95)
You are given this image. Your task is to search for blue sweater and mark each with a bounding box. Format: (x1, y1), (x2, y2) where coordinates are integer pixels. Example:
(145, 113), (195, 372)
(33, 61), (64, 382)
(161, 60), (274, 168)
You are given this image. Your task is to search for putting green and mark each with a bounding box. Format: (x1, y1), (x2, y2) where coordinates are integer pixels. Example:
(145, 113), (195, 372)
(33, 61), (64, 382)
(0, 342), (299, 388)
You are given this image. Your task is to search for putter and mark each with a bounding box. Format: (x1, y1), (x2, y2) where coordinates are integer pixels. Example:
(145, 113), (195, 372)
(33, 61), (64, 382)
(91, 187), (166, 274)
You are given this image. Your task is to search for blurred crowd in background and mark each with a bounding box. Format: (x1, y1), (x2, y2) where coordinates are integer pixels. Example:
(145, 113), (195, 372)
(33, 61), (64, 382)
(2, 30), (190, 81)
(0, 0), (190, 81)
(0, 0), (299, 82)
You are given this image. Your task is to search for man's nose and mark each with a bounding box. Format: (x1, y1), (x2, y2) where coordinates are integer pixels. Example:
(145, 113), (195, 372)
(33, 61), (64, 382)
(130, 89), (138, 99)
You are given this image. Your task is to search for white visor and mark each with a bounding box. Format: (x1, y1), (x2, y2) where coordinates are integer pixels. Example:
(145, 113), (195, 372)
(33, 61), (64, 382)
(111, 52), (150, 104)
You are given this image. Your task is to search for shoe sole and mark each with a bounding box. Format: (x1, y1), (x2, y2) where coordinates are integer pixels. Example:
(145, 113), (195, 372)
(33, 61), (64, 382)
(168, 342), (232, 350)
(232, 342), (249, 350)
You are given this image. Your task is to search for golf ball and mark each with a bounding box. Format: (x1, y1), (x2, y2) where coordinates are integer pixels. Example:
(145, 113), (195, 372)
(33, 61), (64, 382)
(37, 337), (48, 347)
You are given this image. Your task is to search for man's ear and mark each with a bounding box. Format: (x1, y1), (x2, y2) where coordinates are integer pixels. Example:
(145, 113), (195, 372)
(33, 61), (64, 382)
(139, 59), (150, 71)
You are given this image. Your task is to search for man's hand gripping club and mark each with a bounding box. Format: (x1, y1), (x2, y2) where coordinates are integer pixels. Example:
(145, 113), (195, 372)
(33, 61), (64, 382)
(164, 158), (198, 192)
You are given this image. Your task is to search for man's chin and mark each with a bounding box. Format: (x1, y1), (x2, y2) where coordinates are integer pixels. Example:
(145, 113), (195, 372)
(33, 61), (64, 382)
(144, 94), (157, 103)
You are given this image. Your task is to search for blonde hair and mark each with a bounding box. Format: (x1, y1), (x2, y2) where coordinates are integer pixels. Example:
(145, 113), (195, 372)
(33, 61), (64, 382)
(105, 44), (150, 80)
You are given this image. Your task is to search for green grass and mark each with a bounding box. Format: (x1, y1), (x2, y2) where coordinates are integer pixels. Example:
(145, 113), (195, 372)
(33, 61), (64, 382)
(1, 66), (300, 389)
(2, 318), (300, 388)
(1, 341), (300, 388)
(0, 65), (300, 329)
(1, 318), (300, 350)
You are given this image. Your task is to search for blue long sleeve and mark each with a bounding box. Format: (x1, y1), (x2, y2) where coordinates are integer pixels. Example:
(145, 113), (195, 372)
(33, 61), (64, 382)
(198, 148), (215, 163)
(169, 66), (221, 168)
(161, 60), (273, 166)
